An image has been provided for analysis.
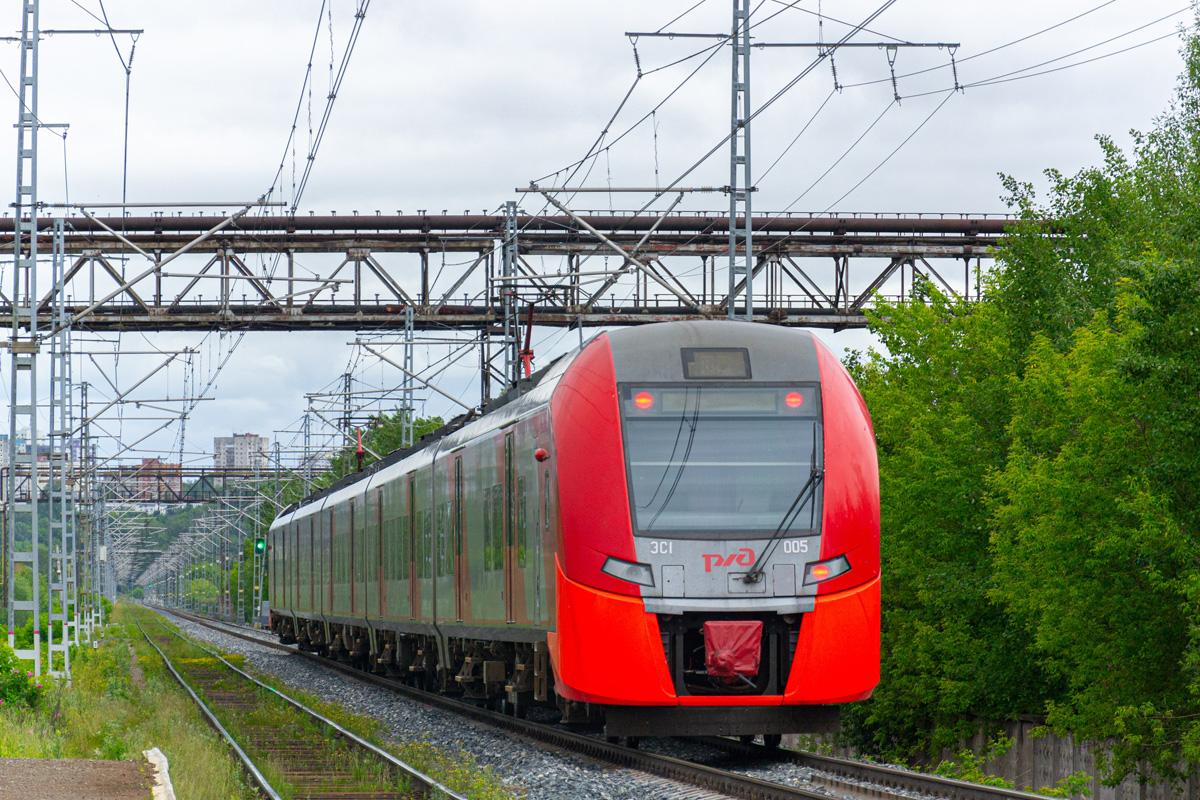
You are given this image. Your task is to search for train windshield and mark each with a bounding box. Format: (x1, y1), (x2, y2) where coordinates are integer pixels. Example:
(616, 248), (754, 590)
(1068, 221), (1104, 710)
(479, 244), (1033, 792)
(621, 385), (822, 537)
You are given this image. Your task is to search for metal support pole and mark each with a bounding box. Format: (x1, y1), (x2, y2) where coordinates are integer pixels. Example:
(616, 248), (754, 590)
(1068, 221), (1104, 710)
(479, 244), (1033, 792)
(46, 218), (73, 678)
(402, 305), (415, 449)
(7, 0), (43, 676)
(502, 200), (520, 388)
(728, 0), (753, 320)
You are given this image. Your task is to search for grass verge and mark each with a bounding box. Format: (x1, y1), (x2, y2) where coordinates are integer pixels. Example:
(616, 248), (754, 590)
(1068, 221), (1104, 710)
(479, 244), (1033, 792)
(0, 602), (254, 799)
(134, 605), (517, 800)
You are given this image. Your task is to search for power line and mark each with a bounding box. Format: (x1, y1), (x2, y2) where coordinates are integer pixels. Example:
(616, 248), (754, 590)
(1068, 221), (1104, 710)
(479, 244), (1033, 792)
(655, 0), (712, 33)
(291, 0), (372, 213)
(265, 1), (328, 201)
(757, 86), (836, 183)
(840, 0), (1145, 90)
(963, 7), (1188, 87)
(895, 8), (1190, 99)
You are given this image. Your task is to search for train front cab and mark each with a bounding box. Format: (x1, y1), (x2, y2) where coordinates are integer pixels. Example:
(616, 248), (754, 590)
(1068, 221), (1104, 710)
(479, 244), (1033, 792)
(548, 322), (880, 738)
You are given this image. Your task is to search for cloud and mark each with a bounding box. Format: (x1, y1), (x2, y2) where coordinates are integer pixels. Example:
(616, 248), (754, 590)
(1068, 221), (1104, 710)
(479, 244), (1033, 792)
(3, 0), (1190, 464)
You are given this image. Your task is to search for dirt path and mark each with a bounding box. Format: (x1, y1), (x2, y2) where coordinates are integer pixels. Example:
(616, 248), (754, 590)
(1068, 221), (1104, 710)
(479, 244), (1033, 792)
(0, 758), (150, 800)
(128, 643), (146, 689)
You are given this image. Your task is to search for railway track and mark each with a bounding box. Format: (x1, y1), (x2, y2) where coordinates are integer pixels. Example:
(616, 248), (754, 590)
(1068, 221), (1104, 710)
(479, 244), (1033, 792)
(136, 617), (466, 800)
(154, 607), (1050, 800)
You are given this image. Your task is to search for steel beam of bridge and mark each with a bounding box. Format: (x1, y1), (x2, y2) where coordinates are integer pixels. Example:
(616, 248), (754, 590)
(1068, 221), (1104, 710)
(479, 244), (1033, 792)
(2, 465), (270, 505)
(1, 211), (1017, 331)
(95, 466), (271, 504)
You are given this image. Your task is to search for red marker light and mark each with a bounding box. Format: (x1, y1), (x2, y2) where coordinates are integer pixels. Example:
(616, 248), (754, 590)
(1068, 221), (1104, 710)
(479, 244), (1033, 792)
(784, 391), (805, 408)
(633, 391), (655, 410)
(809, 564), (831, 579)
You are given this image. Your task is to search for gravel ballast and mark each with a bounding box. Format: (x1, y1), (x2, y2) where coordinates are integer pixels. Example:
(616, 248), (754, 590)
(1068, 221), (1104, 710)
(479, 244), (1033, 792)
(158, 611), (952, 800)
(158, 611), (739, 800)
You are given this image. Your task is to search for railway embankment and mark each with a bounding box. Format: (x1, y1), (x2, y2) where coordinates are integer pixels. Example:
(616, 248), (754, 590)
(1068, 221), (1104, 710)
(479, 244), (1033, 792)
(0, 604), (252, 799)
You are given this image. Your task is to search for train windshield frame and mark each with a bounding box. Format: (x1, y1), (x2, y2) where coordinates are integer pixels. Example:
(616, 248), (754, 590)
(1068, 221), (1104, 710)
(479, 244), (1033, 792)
(618, 383), (823, 539)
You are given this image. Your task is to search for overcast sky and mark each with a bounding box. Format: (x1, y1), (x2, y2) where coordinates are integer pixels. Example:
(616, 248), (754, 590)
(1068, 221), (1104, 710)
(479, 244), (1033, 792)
(1, 0), (1191, 468)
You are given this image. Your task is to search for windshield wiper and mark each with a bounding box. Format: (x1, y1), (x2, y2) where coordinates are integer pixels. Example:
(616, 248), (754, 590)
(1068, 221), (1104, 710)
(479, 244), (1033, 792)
(742, 467), (824, 584)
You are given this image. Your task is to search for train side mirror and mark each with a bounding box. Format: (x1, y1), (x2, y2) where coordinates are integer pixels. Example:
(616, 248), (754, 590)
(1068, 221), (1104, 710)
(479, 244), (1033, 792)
(534, 448), (550, 462)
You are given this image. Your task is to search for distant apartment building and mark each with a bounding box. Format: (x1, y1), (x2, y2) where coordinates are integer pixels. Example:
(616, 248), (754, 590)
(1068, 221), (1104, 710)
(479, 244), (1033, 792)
(134, 458), (183, 501)
(213, 433), (270, 470)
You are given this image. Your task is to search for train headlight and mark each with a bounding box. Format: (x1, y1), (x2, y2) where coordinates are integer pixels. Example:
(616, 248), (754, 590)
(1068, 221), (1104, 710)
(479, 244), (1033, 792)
(804, 555), (850, 585)
(601, 556), (655, 587)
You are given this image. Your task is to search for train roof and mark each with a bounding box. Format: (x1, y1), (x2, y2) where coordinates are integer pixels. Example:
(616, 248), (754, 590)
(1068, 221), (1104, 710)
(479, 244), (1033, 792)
(272, 340), (579, 526)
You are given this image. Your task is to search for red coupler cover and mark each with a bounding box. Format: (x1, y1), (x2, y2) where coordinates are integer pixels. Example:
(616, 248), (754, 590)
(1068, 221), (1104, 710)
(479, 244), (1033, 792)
(704, 620), (763, 680)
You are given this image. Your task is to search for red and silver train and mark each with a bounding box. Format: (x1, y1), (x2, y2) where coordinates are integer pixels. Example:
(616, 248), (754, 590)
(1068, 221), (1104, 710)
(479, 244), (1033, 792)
(268, 320), (879, 741)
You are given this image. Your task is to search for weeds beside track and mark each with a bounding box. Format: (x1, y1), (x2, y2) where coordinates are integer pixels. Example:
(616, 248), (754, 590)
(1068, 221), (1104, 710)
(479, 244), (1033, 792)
(136, 616), (465, 800)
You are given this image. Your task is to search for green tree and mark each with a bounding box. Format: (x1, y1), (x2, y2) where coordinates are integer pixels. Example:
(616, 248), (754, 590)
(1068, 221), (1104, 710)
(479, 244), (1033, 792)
(843, 285), (1046, 759)
(847, 26), (1200, 783)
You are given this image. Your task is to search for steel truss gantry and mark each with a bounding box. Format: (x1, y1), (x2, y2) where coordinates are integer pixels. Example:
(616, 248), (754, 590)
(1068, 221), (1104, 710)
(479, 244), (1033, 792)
(133, 481), (272, 625)
(0, 211), (1006, 336)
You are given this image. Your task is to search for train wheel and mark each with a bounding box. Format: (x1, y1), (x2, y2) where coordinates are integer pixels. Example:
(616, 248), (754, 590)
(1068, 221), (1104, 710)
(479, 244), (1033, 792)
(501, 694), (528, 719)
(604, 736), (639, 748)
(763, 734), (782, 749)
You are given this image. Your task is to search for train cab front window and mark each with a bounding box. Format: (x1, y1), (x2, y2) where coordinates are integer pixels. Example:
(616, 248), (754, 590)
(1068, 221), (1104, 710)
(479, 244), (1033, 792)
(621, 385), (822, 537)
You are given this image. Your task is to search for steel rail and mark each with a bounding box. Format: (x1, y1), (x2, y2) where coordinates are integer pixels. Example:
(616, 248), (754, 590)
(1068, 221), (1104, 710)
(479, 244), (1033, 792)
(155, 607), (833, 800)
(160, 608), (1062, 800)
(138, 615), (466, 800)
(135, 621), (284, 800)
(696, 737), (1052, 800)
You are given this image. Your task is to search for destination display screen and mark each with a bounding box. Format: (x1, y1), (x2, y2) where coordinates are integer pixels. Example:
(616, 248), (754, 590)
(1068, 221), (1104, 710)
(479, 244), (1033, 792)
(681, 347), (751, 379)
(622, 386), (818, 416)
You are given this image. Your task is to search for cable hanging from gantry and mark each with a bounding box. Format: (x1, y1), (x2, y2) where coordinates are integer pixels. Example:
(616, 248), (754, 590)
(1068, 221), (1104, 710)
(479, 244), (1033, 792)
(949, 46), (962, 93)
(818, 0), (841, 92)
(886, 45), (900, 103)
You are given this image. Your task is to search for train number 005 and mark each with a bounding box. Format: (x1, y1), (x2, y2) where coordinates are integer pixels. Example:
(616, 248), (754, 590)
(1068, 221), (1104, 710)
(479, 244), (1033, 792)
(782, 539), (809, 554)
(648, 540), (673, 555)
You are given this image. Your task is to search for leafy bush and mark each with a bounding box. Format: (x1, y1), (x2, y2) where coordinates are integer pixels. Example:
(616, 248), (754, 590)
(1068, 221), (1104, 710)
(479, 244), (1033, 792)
(0, 642), (44, 708)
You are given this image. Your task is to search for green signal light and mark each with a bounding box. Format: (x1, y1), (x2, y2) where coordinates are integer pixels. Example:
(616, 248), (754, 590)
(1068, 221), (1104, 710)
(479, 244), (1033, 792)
(254, 538), (266, 554)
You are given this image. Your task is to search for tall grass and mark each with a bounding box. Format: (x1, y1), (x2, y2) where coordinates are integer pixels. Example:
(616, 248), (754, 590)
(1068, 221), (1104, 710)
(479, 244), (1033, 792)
(138, 606), (517, 800)
(0, 604), (255, 799)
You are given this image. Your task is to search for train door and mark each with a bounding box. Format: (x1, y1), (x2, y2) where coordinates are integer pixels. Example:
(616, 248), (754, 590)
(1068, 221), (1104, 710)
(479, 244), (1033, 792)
(326, 508), (335, 613)
(504, 432), (515, 623)
(349, 499), (357, 615)
(354, 493), (369, 618)
(454, 456), (465, 622)
(293, 522), (301, 611)
(375, 487), (385, 617)
(280, 527), (287, 611)
(308, 517), (315, 612)
(414, 469), (434, 620)
(407, 474), (417, 619)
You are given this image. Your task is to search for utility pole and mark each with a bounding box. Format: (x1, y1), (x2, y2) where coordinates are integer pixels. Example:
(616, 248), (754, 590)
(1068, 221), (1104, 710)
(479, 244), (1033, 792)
(501, 200), (520, 386)
(729, 0), (753, 321)
(4, 2), (143, 677)
(8, 0), (43, 677)
(401, 305), (414, 449)
(628, 4), (958, 321)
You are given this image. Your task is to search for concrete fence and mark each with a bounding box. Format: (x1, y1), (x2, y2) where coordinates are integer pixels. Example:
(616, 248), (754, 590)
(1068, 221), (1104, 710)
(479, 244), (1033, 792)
(786, 718), (1199, 799)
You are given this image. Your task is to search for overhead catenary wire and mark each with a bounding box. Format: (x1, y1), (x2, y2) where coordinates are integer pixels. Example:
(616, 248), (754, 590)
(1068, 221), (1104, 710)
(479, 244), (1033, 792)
(290, 0), (372, 214)
(880, 7), (1191, 100)
(837, 0), (1127, 89)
